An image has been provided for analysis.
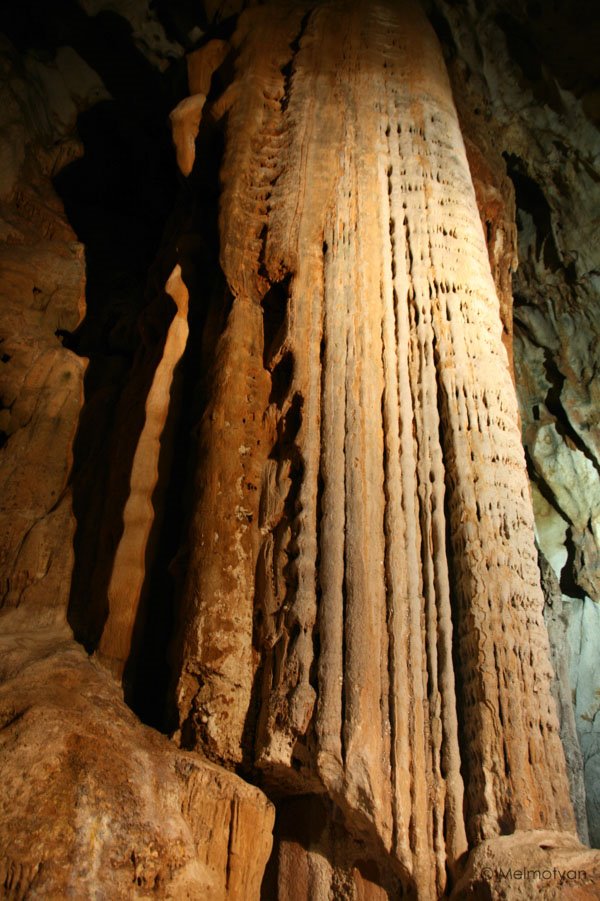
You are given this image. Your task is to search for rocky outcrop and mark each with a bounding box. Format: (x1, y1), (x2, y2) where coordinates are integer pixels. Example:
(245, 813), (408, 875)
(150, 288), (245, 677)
(0, 35), (99, 631)
(0, 631), (273, 899)
(451, 830), (600, 900)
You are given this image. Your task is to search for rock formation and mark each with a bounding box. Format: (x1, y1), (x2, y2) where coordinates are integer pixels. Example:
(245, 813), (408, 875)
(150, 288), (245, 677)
(168, 1), (591, 895)
(0, 12), (274, 898)
(425, 0), (600, 850)
(0, 0), (599, 898)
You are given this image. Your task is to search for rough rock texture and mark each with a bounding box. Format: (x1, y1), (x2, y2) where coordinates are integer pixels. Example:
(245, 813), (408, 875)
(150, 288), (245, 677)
(170, 1), (589, 896)
(451, 830), (600, 900)
(0, 35), (96, 630)
(426, 0), (600, 848)
(540, 551), (589, 844)
(0, 20), (275, 901)
(1, 0), (599, 898)
(0, 631), (273, 899)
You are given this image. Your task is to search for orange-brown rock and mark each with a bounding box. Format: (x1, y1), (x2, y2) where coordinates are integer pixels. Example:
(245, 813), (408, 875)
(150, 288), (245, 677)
(0, 629), (274, 899)
(0, 30), (275, 901)
(2, 2), (599, 898)
(97, 265), (190, 679)
(451, 830), (600, 900)
(170, 94), (208, 177)
(0, 39), (88, 633)
(187, 39), (230, 96)
(170, 0), (585, 896)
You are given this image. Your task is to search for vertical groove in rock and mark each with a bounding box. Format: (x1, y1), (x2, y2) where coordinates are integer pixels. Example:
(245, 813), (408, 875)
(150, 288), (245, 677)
(170, 0), (576, 894)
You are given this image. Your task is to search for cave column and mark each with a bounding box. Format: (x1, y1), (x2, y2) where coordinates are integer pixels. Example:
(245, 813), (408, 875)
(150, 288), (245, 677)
(171, 0), (576, 895)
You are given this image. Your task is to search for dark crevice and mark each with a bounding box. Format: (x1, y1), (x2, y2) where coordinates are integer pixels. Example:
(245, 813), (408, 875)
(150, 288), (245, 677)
(503, 152), (565, 275)
(560, 527), (587, 600)
(340, 326), (350, 768)
(261, 274), (292, 370)
(379, 329), (400, 856)
(269, 351), (294, 407)
(279, 7), (313, 113)
(542, 350), (600, 479)
(426, 7), (457, 62)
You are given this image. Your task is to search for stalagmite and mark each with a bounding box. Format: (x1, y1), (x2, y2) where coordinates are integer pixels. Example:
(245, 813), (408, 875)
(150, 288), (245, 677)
(171, 0), (577, 895)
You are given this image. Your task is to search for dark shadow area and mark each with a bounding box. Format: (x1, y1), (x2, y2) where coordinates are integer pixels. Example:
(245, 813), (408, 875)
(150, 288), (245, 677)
(498, 2), (600, 104)
(1, 0), (236, 731)
(154, 0), (239, 45)
(124, 250), (232, 732)
(425, 6), (457, 62)
(118, 64), (235, 731)
(502, 152), (566, 275)
(561, 527), (588, 601)
(260, 795), (408, 899)
(45, 7), (186, 656)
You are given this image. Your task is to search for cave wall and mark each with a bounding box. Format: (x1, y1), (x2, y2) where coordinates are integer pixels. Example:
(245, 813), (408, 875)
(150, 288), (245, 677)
(0, 4), (275, 898)
(0, 0), (599, 899)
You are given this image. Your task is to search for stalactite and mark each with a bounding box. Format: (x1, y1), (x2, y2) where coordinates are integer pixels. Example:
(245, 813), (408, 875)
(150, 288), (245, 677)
(97, 265), (190, 679)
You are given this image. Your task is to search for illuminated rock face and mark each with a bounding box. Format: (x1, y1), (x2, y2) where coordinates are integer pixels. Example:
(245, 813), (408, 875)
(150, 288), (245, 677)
(0, 25), (274, 901)
(1, 0), (598, 898)
(172, 0), (575, 895)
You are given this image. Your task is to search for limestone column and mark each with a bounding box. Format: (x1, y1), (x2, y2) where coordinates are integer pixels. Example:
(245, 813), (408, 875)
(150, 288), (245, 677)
(171, 1), (576, 895)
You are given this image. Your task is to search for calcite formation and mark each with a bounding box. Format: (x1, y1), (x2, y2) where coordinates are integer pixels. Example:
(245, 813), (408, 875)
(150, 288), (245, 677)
(1, 0), (599, 898)
(97, 264), (190, 679)
(431, 0), (600, 847)
(0, 19), (274, 901)
(171, 0), (586, 896)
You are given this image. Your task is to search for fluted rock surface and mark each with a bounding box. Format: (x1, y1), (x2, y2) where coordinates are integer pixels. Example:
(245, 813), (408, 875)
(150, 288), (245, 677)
(1, 1), (599, 898)
(172, 1), (578, 895)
